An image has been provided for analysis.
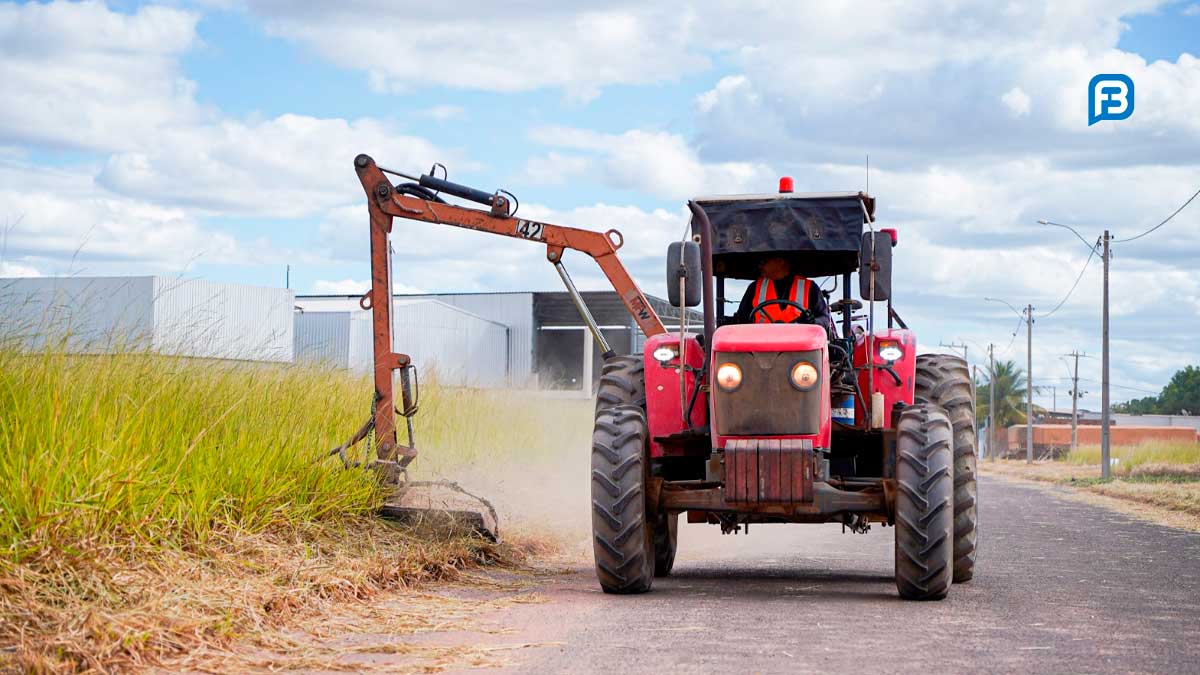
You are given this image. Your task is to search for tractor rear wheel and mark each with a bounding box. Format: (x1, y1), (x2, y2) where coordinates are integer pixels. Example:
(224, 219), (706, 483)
(894, 404), (954, 601)
(914, 353), (978, 583)
(591, 404), (655, 594)
(653, 512), (678, 576)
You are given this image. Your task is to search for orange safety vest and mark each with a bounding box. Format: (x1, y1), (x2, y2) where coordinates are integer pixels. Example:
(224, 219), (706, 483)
(753, 276), (811, 323)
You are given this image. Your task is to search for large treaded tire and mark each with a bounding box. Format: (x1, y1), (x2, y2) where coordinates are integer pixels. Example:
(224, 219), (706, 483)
(894, 404), (954, 601)
(591, 405), (655, 594)
(653, 512), (678, 577)
(914, 353), (978, 583)
(595, 355), (646, 415)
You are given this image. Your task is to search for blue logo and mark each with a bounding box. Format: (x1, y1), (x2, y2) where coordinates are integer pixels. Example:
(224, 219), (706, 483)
(1088, 74), (1134, 126)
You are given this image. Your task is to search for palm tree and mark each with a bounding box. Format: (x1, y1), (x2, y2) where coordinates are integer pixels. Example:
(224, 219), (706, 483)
(976, 359), (1029, 429)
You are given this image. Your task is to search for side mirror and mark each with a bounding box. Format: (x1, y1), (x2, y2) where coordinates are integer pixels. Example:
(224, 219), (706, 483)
(667, 240), (702, 308)
(859, 231), (893, 301)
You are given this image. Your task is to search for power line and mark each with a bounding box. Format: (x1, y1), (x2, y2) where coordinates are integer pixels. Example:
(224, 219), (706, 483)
(1113, 185), (1200, 243)
(996, 315), (1024, 355)
(1075, 377), (1159, 394)
(1039, 240), (1099, 318)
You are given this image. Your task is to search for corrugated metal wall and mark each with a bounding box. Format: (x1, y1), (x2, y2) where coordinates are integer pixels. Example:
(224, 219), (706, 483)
(402, 293), (533, 384)
(0, 276), (293, 362)
(294, 311), (355, 369)
(393, 300), (509, 387)
(0, 276), (155, 352)
(295, 293), (534, 384)
(151, 278), (294, 362)
(293, 301), (509, 387)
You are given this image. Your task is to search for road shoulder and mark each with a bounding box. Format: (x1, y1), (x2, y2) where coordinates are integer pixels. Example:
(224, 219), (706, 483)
(981, 461), (1200, 533)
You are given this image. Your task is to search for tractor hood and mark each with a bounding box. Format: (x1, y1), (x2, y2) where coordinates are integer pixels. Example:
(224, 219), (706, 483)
(711, 323), (828, 353)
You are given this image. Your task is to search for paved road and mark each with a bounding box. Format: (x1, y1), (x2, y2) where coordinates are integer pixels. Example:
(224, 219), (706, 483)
(463, 475), (1200, 674)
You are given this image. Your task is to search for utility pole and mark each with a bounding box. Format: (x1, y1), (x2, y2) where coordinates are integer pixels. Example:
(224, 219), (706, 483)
(1025, 303), (1034, 464)
(940, 341), (968, 361)
(1050, 386), (1057, 414)
(988, 344), (996, 461)
(1067, 350), (1084, 452)
(1101, 230), (1111, 479)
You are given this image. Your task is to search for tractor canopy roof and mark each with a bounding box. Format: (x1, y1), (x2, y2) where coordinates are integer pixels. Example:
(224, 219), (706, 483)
(692, 191), (876, 280)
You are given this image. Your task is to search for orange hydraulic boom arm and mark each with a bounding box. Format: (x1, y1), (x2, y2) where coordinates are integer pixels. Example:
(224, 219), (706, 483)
(352, 154), (666, 475)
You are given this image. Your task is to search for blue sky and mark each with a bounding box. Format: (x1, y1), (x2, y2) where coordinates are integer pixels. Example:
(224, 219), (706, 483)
(1, 0), (1199, 412)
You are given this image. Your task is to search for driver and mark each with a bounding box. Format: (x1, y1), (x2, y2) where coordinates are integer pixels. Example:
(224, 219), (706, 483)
(731, 255), (835, 335)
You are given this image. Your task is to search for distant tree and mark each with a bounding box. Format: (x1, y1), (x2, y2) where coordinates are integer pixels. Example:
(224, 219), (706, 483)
(976, 360), (1028, 428)
(1160, 366), (1200, 415)
(1114, 396), (1160, 414)
(1110, 365), (1199, 415)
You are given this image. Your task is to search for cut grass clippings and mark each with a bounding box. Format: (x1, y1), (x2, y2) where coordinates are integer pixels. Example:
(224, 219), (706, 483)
(0, 344), (565, 671)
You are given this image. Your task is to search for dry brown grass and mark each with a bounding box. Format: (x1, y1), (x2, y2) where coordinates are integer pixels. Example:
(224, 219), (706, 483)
(1086, 481), (1200, 518)
(981, 459), (1200, 532)
(0, 517), (545, 673)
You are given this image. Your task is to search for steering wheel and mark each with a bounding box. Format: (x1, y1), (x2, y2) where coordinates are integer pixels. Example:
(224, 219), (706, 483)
(750, 299), (816, 325)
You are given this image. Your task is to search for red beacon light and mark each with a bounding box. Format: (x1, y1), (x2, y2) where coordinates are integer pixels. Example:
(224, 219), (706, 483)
(880, 227), (898, 246)
(778, 176), (794, 193)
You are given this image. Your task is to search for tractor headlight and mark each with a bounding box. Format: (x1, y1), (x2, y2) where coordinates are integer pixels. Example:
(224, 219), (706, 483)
(877, 340), (903, 363)
(790, 361), (819, 391)
(715, 362), (742, 391)
(652, 345), (677, 364)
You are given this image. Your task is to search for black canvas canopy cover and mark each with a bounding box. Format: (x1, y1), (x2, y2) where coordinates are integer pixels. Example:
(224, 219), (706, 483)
(692, 192), (876, 279)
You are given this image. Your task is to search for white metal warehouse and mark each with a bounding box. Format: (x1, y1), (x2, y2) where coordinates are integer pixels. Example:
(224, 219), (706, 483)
(0, 276), (294, 362)
(295, 291), (699, 392)
(293, 299), (510, 388)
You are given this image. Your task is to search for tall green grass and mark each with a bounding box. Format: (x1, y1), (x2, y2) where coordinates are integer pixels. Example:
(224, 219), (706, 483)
(0, 346), (384, 561)
(0, 344), (588, 564)
(1064, 440), (1200, 470)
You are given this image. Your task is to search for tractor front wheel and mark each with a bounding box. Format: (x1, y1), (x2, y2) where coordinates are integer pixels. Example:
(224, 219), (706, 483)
(894, 404), (955, 601)
(591, 404), (655, 594)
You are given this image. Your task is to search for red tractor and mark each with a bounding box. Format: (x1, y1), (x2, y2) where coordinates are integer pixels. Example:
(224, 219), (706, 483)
(350, 156), (978, 601)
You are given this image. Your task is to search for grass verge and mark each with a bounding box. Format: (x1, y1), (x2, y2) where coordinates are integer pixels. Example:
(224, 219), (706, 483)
(1063, 440), (1200, 474)
(982, 442), (1200, 532)
(0, 345), (566, 671)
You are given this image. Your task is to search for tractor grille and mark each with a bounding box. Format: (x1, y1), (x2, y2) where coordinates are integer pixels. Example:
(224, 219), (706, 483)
(714, 350), (822, 436)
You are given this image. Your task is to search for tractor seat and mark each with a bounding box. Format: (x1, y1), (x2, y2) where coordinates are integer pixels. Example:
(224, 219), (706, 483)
(829, 299), (863, 312)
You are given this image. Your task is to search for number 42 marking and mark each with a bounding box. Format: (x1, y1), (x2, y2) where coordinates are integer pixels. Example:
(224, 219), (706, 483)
(515, 219), (545, 240)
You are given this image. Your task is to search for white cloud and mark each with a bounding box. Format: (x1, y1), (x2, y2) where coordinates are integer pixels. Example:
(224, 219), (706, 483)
(695, 75), (750, 114)
(0, 161), (248, 274)
(688, 3), (1200, 167)
(310, 278), (426, 295)
(310, 278), (369, 295)
(246, 2), (708, 100)
(1001, 87), (1032, 117)
(0, 1), (204, 153)
(1183, 4), (1200, 16)
(0, 1), (456, 221)
(96, 114), (448, 218)
(530, 126), (776, 200)
(0, 261), (39, 278)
